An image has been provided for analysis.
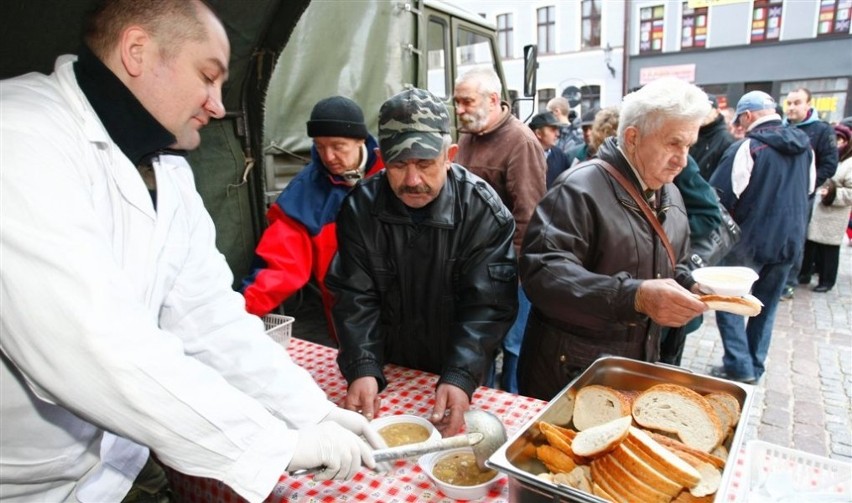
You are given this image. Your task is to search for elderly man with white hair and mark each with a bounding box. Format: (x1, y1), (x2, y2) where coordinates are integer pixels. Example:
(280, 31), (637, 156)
(517, 78), (711, 401)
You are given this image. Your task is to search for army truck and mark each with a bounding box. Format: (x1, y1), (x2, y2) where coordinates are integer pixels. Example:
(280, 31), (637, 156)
(0, 0), (535, 286)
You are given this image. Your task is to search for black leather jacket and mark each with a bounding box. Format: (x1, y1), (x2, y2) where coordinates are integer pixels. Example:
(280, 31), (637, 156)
(326, 164), (518, 397)
(518, 138), (694, 400)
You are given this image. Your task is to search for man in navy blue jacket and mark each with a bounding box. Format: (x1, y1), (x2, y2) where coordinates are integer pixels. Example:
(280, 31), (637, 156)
(709, 91), (815, 384)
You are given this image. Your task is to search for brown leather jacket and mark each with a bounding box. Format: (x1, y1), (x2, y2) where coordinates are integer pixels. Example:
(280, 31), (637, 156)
(517, 138), (694, 400)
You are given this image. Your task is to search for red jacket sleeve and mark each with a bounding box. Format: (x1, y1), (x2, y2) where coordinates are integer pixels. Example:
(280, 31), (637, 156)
(242, 207), (313, 316)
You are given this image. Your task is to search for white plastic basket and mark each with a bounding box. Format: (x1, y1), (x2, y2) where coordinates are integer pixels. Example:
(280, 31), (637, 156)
(262, 313), (294, 348)
(741, 440), (852, 501)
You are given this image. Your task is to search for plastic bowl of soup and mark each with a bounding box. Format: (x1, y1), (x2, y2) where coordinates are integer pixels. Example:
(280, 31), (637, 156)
(371, 414), (440, 448)
(692, 266), (759, 296)
(418, 447), (502, 500)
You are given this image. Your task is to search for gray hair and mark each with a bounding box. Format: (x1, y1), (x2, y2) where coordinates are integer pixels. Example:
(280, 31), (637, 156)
(617, 78), (711, 145)
(455, 66), (503, 97)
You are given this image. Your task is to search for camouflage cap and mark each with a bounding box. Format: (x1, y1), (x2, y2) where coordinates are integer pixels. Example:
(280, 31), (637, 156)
(378, 88), (450, 165)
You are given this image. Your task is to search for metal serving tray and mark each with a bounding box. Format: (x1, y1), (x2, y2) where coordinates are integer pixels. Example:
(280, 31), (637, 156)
(487, 356), (754, 502)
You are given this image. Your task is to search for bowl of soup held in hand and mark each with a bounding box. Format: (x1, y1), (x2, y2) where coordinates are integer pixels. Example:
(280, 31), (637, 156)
(371, 414), (440, 448)
(418, 447), (502, 500)
(692, 266), (759, 296)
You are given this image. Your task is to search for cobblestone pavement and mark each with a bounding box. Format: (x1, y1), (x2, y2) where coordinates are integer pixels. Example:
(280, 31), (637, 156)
(287, 241), (852, 463)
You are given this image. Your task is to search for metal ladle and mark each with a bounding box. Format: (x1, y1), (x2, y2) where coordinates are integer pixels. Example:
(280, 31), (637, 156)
(291, 410), (507, 476)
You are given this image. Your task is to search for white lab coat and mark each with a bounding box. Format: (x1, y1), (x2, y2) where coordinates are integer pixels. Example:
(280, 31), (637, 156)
(0, 55), (334, 503)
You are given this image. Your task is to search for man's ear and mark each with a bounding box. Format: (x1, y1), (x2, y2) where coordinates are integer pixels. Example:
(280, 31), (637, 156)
(624, 126), (639, 152)
(119, 26), (151, 78)
(447, 143), (459, 164)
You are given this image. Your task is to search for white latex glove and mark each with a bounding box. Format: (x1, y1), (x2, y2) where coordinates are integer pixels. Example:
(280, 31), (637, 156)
(323, 406), (391, 473)
(286, 422), (375, 480)
(322, 407), (387, 450)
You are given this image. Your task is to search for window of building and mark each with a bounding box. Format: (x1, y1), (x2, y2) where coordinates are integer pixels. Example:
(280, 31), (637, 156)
(817, 0), (851, 37)
(497, 13), (513, 59)
(426, 18), (449, 98)
(681, 1), (708, 49)
(639, 5), (665, 54)
(538, 88), (556, 112)
(582, 0), (602, 49)
(537, 6), (556, 55)
(581, 85), (601, 111)
(751, 0), (783, 43)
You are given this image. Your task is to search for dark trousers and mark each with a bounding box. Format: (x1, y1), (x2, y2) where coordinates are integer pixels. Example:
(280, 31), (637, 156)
(122, 456), (172, 503)
(801, 239), (840, 288)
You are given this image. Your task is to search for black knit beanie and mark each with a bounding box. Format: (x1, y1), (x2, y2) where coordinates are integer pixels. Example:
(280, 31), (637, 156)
(306, 96), (369, 139)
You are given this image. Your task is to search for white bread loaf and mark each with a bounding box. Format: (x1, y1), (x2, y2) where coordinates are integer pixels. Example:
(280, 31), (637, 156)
(632, 384), (723, 452)
(573, 384), (634, 431)
(571, 416), (632, 458)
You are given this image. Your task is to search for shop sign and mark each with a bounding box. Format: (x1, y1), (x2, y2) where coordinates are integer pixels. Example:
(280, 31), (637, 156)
(639, 64), (696, 85)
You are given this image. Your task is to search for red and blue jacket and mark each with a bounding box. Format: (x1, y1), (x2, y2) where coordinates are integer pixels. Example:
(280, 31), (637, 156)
(242, 136), (383, 339)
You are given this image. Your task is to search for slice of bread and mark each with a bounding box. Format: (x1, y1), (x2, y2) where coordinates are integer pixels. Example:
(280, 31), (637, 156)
(670, 450), (722, 497)
(610, 444), (682, 497)
(705, 391), (741, 427)
(632, 384), (723, 452)
(595, 453), (672, 503)
(535, 444), (576, 474)
(646, 431), (727, 470)
(571, 415), (632, 458)
(591, 481), (618, 502)
(590, 459), (632, 502)
(573, 384), (634, 431)
(624, 427), (701, 488)
(704, 396), (733, 437)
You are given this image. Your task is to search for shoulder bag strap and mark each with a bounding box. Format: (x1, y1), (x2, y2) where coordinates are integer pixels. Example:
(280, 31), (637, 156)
(596, 160), (677, 269)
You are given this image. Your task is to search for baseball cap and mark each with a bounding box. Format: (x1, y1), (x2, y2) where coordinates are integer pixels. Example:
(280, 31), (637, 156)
(378, 88), (450, 165)
(733, 91), (776, 125)
(528, 111), (561, 130)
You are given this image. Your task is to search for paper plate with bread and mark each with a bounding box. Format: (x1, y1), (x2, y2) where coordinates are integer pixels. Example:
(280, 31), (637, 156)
(487, 356), (755, 503)
(693, 266), (764, 316)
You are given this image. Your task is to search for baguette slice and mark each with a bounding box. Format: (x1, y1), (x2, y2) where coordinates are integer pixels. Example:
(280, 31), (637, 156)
(670, 450), (722, 497)
(646, 431), (727, 469)
(624, 427), (701, 488)
(595, 453), (672, 503)
(571, 415), (632, 458)
(705, 392), (741, 428)
(632, 383), (723, 452)
(700, 293), (763, 316)
(573, 384), (634, 431)
(611, 443), (682, 497)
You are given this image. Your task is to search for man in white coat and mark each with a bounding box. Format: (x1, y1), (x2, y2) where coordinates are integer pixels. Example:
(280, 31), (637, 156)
(0, 1), (382, 502)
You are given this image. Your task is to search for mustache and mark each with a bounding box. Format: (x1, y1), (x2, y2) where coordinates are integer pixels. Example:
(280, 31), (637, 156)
(401, 185), (431, 194)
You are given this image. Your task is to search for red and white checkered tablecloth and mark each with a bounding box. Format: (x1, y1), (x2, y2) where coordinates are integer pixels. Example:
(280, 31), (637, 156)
(167, 337), (547, 502)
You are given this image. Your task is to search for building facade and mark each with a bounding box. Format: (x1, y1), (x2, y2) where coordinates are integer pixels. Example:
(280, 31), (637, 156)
(457, 0), (851, 123)
(627, 0), (851, 122)
(456, 0), (627, 120)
